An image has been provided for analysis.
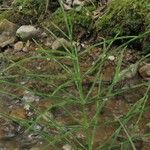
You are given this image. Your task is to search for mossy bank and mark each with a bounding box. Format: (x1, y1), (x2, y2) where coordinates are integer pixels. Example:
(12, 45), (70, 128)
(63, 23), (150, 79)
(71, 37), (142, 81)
(0, 0), (149, 52)
(95, 0), (150, 53)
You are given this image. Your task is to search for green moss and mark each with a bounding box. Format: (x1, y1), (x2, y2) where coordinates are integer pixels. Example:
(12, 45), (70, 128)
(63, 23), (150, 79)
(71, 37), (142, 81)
(0, 10), (21, 23)
(0, 0), (46, 24)
(11, 0), (48, 24)
(42, 5), (95, 37)
(0, 0), (46, 25)
(95, 0), (150, 52)
(13, 0), (45, 15)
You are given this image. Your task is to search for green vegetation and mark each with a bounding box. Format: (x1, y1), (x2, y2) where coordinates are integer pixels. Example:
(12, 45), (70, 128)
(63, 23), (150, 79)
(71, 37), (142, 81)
(13, 0), (46, 15)
(95, 0), (150, 52)
(0, 0), (50, 23)
(95, 0), (149, 35)
(0, 0), (149, 149)
(0, 10), (22, 23)
(1, 30), (149, 149)
(43, 5), (95, 37)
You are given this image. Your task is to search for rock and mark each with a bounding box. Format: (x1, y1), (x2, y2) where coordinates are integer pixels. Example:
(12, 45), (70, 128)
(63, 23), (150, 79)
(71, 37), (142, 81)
(51, 38), (72, 50)
(139, 63), (150, 80)
(0, 19), (18, 35)
(16, 25), (40, 41)
(0, 19), (17, 48)
(0, 32), (16, 48)
(14, 41), (24, 51)
(22, 40), (30, 52)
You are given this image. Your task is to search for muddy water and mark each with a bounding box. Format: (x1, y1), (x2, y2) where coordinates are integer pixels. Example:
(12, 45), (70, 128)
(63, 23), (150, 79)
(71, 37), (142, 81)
(0, 46), (150, 149)
(0, 88), (149, 150)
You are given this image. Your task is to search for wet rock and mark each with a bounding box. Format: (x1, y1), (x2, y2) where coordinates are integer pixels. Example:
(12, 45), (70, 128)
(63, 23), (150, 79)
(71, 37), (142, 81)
(14, 41), (24, 51)
(0, 32), (16, 48)
(0, 19), (17, 48)
(0, 19), (18, 35)
(139, 63), (150, 80)
(16, 25), (40, 41)
(51, 38), (72, 50)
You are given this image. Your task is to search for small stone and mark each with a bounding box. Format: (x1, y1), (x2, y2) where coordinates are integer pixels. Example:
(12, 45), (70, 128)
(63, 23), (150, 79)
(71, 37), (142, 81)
(73, 0), (84, 6)
(16, 25), (40, 41)
(22, 40), (30, 52)
(139, 63), (150, 80)
(51, 38), (72, 50)
(0, 33), (15, 48)
(108, 55), (115, 61)
(14, 41), (24, 51)
(62, 144), (73, 150)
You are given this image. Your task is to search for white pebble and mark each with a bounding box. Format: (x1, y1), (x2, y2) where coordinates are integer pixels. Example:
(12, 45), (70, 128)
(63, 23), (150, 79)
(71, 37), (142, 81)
(108, 55), (115, 61)
(62, 144), (73, 150)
